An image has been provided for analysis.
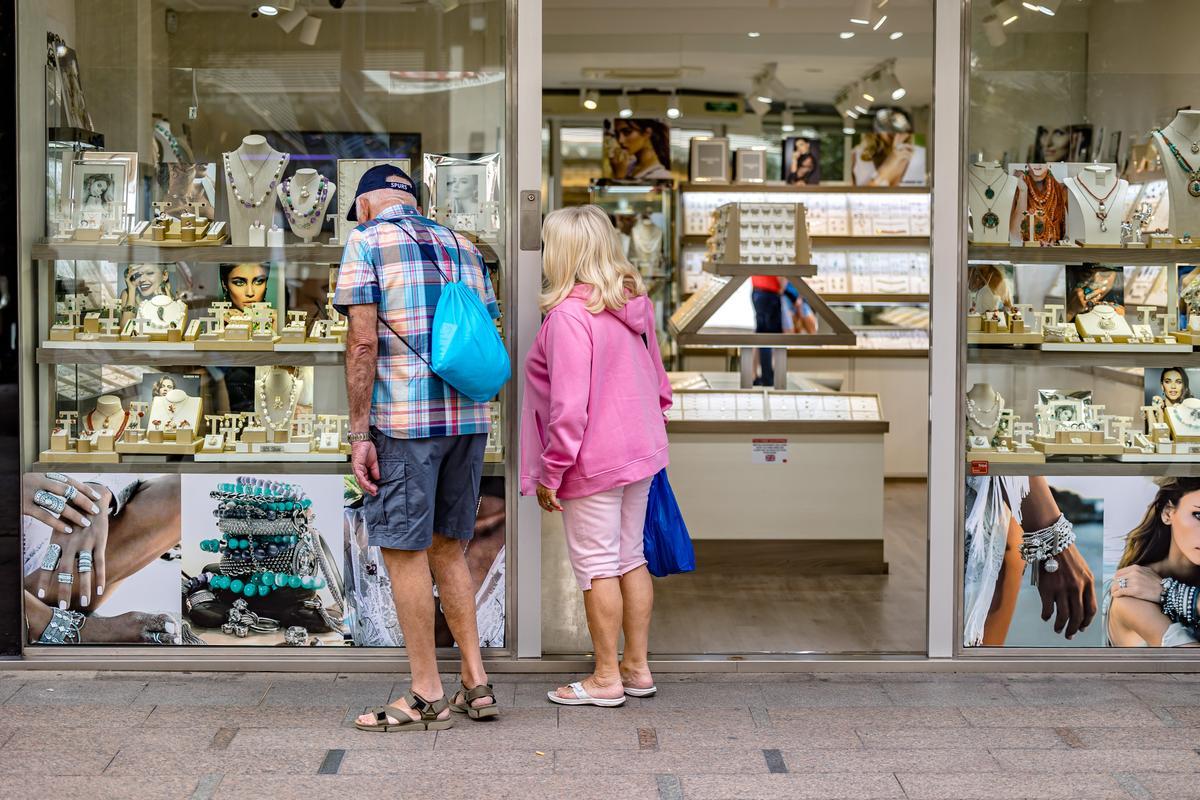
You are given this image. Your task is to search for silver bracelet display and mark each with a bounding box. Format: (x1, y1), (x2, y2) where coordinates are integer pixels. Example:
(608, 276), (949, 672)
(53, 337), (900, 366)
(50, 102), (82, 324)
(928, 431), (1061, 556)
(1018, 514), (1075, 587)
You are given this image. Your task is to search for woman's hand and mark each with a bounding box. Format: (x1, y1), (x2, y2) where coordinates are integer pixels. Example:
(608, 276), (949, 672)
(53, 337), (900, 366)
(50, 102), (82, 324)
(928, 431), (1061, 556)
(1036, 544), (1097, 639)
(537, 484), (563, 513)
(872, 142), (914, 186)
(22, 473), (100, 534)
(24, 475), (111, 609)
(1111, 565), (1164, 604)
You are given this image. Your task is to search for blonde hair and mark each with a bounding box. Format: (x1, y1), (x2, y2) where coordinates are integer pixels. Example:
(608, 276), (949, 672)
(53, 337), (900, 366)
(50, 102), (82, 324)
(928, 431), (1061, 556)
(539, 205), (646, 314)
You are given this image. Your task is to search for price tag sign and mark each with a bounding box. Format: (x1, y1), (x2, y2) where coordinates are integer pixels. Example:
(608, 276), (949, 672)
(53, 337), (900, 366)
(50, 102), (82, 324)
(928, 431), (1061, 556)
(751, 438), (789, 465)
(970, 460), (990, 476)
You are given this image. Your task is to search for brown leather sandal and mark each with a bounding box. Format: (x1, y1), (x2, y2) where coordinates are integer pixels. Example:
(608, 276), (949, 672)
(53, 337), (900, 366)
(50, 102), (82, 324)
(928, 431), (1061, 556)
(355, 691), (453, 732)
(449, 681), (500, 720)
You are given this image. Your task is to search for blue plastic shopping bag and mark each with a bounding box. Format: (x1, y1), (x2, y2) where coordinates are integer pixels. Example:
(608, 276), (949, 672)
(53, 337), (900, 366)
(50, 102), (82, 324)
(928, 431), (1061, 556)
(643, 469), (696, 577)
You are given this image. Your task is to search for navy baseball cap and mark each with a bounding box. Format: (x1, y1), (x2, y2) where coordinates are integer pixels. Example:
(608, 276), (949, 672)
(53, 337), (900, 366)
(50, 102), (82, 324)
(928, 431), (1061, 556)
(347, 164), (416, 221)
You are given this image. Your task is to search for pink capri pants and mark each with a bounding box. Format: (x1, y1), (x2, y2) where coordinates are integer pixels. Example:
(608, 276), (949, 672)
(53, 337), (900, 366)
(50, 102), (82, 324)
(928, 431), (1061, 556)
(559, 477), (653, 591)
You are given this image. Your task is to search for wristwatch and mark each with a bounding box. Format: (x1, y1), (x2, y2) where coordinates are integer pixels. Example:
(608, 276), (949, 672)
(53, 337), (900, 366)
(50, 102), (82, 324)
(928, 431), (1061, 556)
(347, 432), (371, 444)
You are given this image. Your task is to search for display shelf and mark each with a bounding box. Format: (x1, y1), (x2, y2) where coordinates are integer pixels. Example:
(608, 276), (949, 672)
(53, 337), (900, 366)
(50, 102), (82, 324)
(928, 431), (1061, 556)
(682, 234), (930, 247)
(973, 460), (1200, 477)
(679, 183), (929, 194)
(822, 293), (929, 304)
(37, 345), (345, 367)
(32, 459), (351, 474)
(968, 346), (1196, 368)
(787, 347), (930, 359)
(33, 241), (344, 263)
(703, 262), (818, 277)
(668, 419), (889, 434)
(966, 244), (1200, 266)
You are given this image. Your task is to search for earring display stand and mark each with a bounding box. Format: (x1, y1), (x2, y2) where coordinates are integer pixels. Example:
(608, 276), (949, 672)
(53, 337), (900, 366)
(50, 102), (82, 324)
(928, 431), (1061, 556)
(38, 409), (122, 463)
(966, 303), (1042, 345)
(1119, 401), (1200, 462)
(115, 389), (204, 455)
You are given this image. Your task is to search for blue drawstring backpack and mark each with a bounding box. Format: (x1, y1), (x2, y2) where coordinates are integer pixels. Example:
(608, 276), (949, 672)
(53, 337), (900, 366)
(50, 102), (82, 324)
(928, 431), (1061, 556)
(382, 218), (511, 402)
(642, 469), (695, 577)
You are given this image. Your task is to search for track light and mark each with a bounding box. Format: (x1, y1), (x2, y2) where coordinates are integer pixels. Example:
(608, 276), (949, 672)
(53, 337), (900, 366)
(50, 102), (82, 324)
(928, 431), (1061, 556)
(277, 6), (307, 32)
(781, 110), (795, 133)
(878, 69), (905, 101)
(257, 4), (280, 15)
(850, 0), (872, 24)
(840, 31), (855, 39)
(983, 14), (1006, 46)
(666, 92), (681, 119)
(993, 0), (1020, 24)
(1038, 0), (1061, 14)
(581, 89), (599, 111)
(872, 13), (887, 30)
(843, 115), (857, 135)
(889, 31), (903, 39)
(618, 91), (633, 118)
(298, 15), (322, 45)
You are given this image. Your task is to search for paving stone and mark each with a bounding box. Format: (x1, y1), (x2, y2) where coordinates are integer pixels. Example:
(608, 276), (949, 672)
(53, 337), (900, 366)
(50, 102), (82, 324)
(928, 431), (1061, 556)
(622, 681), (768, 709)
(106, 746), (330, 776)
(1120, 679), (1200, 706)
(1159, 705), (1200, 725)
(858, 727), (1065, 750)
(654, 726), (864, 751)
(769, 707), (970, 729)
(0, 705), (152, 726)
(764, 679), (893, 707)
(11, 670), (99, 681)
(5, 680), (147, 705)
(433, 724), (640, 752)
(554, 746), (769, 775)
(1132, 773), (1200, 799)
(1003, 679), (1140, 707)
(1071, 726), (1200, 749)
(341, 748), (554, 775)
(680, 773), (906, 799)
(142, 705), (348, 729)
(213, 774), (661, 800)
(0, 746), (117, 775)
(2, 726), (219, 752)
(961, 704), (1165, 728)
(895, 771), (1131, 799)
(779, 747), (1003, 773)
(990, 747), (1200, 772)
(134, 680), (270, 707)
(0, 682), (22, 704)
(260, 679), (396, 707)
(230, 724), (437, 751)
(0, 776), (198, 800)
(883, 680), (1016, 707)
(555, 707), (758, 736)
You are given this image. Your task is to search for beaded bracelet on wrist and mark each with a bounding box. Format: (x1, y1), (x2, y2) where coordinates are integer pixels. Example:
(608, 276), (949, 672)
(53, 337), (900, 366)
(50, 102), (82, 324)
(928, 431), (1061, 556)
(1161, 577), (1199, 627)
(1018, 514), (1075, 587)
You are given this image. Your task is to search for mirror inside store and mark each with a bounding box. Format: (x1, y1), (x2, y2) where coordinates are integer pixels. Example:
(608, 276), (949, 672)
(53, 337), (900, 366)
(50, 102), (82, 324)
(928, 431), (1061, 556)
(962, 0), (1200, 650)
(541, 0), (933, 654)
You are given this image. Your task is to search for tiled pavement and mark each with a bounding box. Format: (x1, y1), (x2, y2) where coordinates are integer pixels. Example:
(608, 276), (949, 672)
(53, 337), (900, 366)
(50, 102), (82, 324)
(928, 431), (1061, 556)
(2, 670), (1200, 799)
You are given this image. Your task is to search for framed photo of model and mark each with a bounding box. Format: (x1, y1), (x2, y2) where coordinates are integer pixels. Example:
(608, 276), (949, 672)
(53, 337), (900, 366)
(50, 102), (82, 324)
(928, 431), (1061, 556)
(603, 118), (672, 182)
(1064, 264), (1124, 322)
(82, 152), (139, 221)
(335, 158), (412, 245)
(1069, 124), (1094, 163)
(155, 162), (217, 220)
(1032, 125), (1070, 163)
(71, 160), (127, 233)
(423, 152), (501, 238)
(782, 137), (820, 185)
(850, 108), (927, 187)
(140, 372), (202, 405)
(54, 44), (94, 131)
(734, 149), (767, 184)
(688, 137), (730, 184)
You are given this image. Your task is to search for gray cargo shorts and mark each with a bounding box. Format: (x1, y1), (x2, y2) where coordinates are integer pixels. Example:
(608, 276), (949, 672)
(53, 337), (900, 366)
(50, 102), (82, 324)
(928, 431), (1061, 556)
(365, 428), (487, 551)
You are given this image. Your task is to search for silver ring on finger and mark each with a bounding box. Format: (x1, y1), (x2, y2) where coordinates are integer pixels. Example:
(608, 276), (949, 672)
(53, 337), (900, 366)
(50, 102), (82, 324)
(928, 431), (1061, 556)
(77, 550), (93, 574)
(45, 472), (69, 484)
(63, 484), (78, 503)
(1118, 577), (1128, 589)
(33, 490), (67, 516)
(56, 572), (74, 585)
(40, 543), (62, 571)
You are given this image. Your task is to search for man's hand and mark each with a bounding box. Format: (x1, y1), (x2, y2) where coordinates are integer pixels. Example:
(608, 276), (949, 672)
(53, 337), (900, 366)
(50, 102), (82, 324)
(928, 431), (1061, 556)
(352, 440), (381, 496)
(537, 484), (562, 512)
(1037, 544), (1097, 639)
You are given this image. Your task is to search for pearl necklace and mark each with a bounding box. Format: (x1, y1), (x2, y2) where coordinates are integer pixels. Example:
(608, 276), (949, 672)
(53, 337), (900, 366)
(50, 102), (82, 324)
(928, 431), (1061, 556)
(281, 175), (330, 227)
(223, 150), (286, 209)
(966, 390), (1002, 431)
(258, 374), (298, 432)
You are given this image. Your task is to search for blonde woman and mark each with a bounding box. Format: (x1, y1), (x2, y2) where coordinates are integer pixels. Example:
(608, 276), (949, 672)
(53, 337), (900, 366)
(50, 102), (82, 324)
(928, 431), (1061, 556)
(520, 205), (673, 707)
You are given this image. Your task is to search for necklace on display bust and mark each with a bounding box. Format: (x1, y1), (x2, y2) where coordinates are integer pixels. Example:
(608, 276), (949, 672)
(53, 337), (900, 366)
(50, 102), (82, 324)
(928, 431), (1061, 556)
(281, 175), (330, 227)
(966, 389), (1003, 431)
(1091, 303), (1119, 330)
(1155, 129), (1200, 198)
(1075, 176), (1120, 232)
(1022, 170), (1067, 241)
(968, 172), (1010, 230)
(223, 150), (286, 209)
(1167, 121), (1200, 155)
(85, 408), (130, 438)
(258, 373), (299, 431)
(968, 165), (1006, 200)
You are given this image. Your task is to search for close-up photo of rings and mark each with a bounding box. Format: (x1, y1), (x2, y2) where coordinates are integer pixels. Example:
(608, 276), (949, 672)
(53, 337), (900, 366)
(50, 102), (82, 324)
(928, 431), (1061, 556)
(20, 472), (181, 645)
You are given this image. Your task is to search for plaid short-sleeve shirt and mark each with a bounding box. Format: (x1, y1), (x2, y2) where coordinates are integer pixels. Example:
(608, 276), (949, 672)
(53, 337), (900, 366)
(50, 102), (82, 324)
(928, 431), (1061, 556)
(334, 203), (500, 440)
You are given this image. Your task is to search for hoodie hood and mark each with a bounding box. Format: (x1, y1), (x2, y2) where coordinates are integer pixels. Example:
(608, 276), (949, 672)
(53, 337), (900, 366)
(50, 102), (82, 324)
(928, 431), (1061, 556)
(566, 284), (652, 335)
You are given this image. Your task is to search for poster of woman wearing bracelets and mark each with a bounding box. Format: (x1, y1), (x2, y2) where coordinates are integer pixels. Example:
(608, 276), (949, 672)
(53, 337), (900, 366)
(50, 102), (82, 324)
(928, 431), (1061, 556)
(21, 472), (181, 645)
(179, 474), (347, 646)
(963, 476), (1104, 648)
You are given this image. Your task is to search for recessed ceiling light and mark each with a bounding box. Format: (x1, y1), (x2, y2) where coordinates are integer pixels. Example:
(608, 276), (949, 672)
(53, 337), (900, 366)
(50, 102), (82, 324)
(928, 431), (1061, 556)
(840, 31), (855, 39)
(257, 4), (279, 15)
(747, 31), (761, 38)
(889, 31), (903, 40)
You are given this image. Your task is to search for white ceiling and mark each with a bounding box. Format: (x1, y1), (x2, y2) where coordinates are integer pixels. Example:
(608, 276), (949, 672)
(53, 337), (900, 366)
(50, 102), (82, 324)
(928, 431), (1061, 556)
(544, 0), (934, 106)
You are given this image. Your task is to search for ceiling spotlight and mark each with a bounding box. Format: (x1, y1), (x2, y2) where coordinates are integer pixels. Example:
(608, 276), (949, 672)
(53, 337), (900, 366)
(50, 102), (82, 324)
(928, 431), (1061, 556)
(666, 92), (681, 119)
(878, 69), (906, 101)
(781, 110), (795, 133)
(983, 13), (1007, 46)
(257, 4), (280, 16)
(872, 13), (888, 30)
(846, 108), (861, 119)
(277, 6), (307, 32)
(751, 63), (786, 106)
(860, 82), (876, 103)
(747, 31), (761, 38)
(850, 0), (872, 24)
(993, 0), (1020, 24)
(618, 91), (633, 119)
(581, 89), (599, 111)
(843, 116), (857, 136)
(840, 31), (855, 39)
(1038, 0), (1061, 14)
(298, 15), (322, 45)
(889, 31), (903, 40)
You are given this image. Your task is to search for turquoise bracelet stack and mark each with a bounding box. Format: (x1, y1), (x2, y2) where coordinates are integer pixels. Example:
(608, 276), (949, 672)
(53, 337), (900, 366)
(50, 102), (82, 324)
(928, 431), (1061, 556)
(209, 570), (326, 597)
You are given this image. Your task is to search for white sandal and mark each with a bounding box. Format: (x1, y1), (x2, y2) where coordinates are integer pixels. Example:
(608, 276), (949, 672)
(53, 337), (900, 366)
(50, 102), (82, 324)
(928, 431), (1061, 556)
(624, 684), (657, 697)
(547, 681), (626, 707)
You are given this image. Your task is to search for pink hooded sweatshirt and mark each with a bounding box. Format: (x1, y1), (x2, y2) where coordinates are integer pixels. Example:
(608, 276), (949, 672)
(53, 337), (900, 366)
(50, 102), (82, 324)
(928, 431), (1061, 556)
(520, 284), (672, 500)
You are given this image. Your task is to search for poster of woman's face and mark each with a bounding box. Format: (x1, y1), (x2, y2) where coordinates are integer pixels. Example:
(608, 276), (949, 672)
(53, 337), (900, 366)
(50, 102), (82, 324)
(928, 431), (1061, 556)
(438, 166), (484, 216)
(140, 372), (201, 404)
(219, 262), (276, 312)
(1144, 367), (1197, 409)
(1033, 125), (1070, 163)
(782, 137), (820, 185)
(158, 162), (216, 220)
(73, 162), (126, 229)
(55, 45), (93, 131)
(603, 119), (673, 182)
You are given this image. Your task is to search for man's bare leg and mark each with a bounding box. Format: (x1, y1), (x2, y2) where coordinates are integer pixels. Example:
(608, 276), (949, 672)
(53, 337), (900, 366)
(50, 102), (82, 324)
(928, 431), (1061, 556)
(427, 533), (493, 710)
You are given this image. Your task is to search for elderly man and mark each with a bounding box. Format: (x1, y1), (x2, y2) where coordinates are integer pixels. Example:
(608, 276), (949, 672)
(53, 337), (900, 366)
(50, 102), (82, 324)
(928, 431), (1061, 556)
(334, 165), (500, 732)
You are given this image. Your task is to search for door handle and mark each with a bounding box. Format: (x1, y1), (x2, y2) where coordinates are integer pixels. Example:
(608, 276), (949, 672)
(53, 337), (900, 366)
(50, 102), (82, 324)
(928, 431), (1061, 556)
(519, 189), (541, 251)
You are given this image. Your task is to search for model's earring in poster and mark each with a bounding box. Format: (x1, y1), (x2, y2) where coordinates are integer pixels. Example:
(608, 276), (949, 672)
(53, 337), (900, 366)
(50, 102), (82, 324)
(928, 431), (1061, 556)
(689, 137), (730, 184)
(334, 158), (411, 245)
(423, 152), (501, 240)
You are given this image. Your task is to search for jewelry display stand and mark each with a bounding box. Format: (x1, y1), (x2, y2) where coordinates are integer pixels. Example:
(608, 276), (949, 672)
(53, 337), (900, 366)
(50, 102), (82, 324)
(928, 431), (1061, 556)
(1120, 401), (1200, 461)
(1030, 398), (1124, 457)
(223, 135), (289, 246)
(115, 388), (204, 455)
(277, 168), (334, 243)
(966, 303), (1042, 345)
(1153, 110), (1200, 238)
(1064, 165), (1129, 246)
(38, 406), (122, 463)
(189, 301), (279, 351)
(963, 383), (1044, 464)
(966, 162), (1017, 245)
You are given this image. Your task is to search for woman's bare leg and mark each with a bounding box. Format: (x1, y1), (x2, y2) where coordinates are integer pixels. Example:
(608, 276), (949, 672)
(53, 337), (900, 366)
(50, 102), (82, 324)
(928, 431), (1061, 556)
(618, 565), (654, 689)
